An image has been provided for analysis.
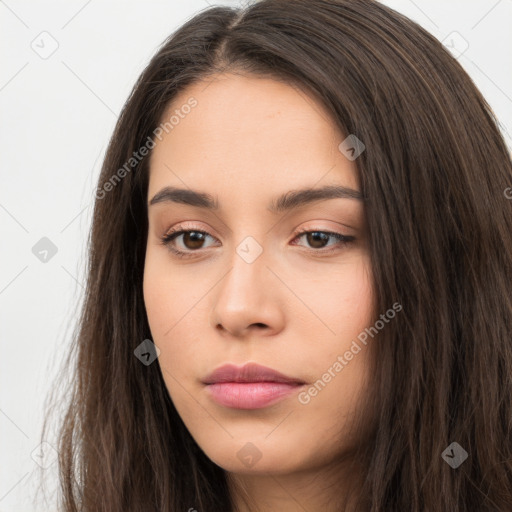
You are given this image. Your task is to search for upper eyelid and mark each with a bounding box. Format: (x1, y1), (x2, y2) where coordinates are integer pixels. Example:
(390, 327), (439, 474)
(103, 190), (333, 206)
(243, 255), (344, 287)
(163, 218), (356, 235)
(163, 225), (353, 246)
(163, 223), (349, 238)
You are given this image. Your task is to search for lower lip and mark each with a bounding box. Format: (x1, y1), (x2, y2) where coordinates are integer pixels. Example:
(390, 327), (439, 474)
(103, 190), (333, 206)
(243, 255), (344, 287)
(205, 382), (303, 409)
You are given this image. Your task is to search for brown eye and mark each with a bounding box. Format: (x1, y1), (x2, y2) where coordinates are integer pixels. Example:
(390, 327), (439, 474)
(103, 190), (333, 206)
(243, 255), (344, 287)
(291, 229), (355, 253)
(160, 227), (218, 258)
(179, 231), (207, 250)
(160, 225), (355, 259)
(303, 231), (330, 249)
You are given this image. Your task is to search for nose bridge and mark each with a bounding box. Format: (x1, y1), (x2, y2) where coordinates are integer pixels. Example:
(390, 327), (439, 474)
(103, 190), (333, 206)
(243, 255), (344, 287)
(209, 232), (281, 334)
(220, 234), (267, 304)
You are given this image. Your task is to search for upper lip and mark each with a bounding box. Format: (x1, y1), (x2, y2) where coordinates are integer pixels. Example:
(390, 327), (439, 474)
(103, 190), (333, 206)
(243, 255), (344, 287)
(202, 362), (305, 385)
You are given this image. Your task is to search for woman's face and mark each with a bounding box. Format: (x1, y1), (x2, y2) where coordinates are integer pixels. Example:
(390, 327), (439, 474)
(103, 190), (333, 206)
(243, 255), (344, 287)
(143, 73), (374, 475)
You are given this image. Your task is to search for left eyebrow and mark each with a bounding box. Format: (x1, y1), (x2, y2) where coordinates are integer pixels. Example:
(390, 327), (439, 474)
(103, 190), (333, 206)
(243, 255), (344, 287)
(267, 184), (364, 213)
(148, 184), (364, 213)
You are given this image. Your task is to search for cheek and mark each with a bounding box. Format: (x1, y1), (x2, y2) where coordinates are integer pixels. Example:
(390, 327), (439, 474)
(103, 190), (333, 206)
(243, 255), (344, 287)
(142, 250), (213, 385)
(290, 252), (374, 341)
(143, 264), (201, 420)
(142, 247), (200, 340)
(143, 252), (183, 371)
(292, 256), (374, 421)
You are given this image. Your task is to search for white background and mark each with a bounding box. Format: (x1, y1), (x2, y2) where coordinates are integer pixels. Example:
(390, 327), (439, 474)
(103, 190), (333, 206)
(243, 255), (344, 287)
(1, 0), (511, 510)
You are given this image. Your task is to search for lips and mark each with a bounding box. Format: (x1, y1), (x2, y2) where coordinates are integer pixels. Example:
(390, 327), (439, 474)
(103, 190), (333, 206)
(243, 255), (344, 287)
(202, 362), (306, 410)
(202, 362), (305, 385)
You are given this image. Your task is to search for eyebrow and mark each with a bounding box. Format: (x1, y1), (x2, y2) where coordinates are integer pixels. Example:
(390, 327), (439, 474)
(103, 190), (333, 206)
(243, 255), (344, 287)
(149, 184), (364, 214)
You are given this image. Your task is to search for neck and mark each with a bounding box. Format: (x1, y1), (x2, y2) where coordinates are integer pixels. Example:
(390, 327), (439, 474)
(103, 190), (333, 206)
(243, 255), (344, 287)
(226, 455), (367, 512)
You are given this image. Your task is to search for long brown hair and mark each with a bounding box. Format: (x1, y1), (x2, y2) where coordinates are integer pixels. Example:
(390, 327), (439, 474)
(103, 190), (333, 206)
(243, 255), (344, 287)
(42, 0), (512, 509)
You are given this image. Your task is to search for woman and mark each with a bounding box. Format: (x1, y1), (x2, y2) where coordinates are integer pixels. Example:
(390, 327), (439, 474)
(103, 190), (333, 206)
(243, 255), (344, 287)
(43, 0), (512, 510)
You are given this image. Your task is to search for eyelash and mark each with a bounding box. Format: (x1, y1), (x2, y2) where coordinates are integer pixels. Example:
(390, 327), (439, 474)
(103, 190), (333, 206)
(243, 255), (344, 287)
(159, 224), (355, 259)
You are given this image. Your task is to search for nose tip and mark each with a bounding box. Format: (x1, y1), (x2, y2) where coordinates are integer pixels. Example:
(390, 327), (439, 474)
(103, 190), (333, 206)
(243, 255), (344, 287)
(208, 239), (286, 338)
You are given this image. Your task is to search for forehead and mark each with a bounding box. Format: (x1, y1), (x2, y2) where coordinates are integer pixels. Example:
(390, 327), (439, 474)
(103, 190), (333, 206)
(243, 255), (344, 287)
(148, 73), (359, 204)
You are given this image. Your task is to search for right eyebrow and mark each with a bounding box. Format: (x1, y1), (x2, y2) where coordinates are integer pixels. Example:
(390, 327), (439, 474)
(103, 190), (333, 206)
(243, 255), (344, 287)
(149, 186), (219, 209)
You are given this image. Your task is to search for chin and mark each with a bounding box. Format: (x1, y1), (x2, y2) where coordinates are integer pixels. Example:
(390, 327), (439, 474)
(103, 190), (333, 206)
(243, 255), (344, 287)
(194, 432), (315, 475)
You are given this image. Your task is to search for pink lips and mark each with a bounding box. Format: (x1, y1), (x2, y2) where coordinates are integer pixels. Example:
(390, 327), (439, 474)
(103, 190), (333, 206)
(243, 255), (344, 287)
(202, 362), (305, 410)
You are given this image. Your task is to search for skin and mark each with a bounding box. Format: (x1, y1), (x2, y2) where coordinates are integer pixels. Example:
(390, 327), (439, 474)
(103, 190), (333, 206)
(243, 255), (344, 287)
(143, 72), (375, 512)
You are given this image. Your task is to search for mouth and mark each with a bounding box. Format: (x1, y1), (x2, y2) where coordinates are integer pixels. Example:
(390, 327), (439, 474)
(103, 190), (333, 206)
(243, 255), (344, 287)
(202, 362), (306, 410)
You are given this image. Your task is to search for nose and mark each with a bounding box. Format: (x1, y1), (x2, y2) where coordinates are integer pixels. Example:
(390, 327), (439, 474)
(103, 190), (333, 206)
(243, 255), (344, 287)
(209, 242), (285, 338)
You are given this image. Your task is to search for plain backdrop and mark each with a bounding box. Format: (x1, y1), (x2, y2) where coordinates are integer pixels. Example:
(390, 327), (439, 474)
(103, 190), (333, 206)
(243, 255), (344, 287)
(1, 0), (511, 510)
